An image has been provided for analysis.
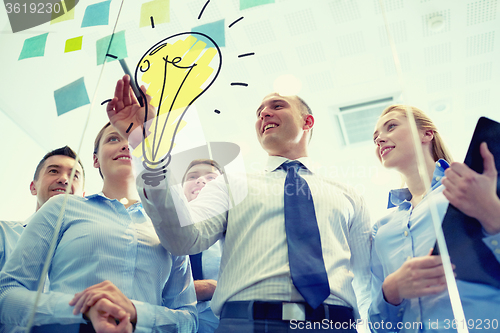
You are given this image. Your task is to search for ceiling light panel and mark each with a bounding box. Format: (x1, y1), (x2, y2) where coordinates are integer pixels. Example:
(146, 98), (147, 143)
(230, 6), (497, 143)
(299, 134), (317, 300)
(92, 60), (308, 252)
(285, 8), (317, 36)
(244, 20), (277, 46)
(378, 21), (408, 47)
(328, 0), (361, 24)
(374, 0), (405, 14)
(383, 53), (412, 75)
(426, 72), (453, 92)
(295, 41), (327, 66)
(466, 62), (493, 84)
(465, 89), (491, 108)
(467, 0), (498, 26)
(257, 52), (288, 75)
(337, 31), (366, 57)
(304, 71), (335, 92)
(466, 31), (495, 56)
(424, 42), (452, 66)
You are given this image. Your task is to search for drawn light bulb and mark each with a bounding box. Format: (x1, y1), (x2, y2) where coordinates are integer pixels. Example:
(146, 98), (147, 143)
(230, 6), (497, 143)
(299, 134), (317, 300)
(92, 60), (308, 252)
(134, 32), (222, 186)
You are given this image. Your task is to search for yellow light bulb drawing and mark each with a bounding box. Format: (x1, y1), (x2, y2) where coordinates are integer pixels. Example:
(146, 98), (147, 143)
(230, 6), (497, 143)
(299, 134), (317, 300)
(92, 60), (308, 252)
(134, 32), (222, 186)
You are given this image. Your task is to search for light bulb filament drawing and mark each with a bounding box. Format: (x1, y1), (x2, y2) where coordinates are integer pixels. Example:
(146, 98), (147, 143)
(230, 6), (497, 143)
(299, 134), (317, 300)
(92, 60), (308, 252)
(134, 32), (222, 185)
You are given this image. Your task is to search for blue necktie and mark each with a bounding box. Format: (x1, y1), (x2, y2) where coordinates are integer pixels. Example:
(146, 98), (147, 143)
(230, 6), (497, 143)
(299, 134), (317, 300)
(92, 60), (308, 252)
(282, 161), (330, 309)
(189, 253), (203, 280)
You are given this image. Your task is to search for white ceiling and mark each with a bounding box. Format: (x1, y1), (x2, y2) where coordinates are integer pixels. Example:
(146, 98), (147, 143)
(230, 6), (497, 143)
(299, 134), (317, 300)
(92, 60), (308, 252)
(1, 0), (499, 222)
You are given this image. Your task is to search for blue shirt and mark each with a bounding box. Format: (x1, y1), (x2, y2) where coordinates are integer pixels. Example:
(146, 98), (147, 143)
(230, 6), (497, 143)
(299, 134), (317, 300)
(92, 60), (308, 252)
(369, 160), (500, 332)
(196, 240), (222, 333)
(0, 220), (24, 271)
(0, 193), (197, 333)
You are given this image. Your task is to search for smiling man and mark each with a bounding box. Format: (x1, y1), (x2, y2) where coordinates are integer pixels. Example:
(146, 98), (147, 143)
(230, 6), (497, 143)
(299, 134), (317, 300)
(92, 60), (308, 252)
(0, 146), (85, 333)
(1, 146), (85, 270)
(100, 75), (372, 333)
(136, 92), (371, 332)
(30, 145), (85, 211)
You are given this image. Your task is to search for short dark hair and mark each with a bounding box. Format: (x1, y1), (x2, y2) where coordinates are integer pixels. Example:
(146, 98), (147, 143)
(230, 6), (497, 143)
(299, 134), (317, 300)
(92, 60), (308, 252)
(295, 95), (313, 142)
(33, 146), (85, 183)
(181, 159), (224, 184)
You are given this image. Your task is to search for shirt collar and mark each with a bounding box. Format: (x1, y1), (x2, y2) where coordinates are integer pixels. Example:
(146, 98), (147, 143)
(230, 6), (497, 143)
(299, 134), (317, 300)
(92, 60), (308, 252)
(85, 192), (142, 209)
(264, 156), (316, 173)
(387, 159), (450, 209)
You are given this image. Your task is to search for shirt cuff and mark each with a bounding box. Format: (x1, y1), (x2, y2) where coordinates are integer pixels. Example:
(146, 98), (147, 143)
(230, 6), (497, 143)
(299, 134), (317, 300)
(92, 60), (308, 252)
(370, 287), (407, 329)
(482, 232), (500, 262)
(131, 300), (155, 333)
(54, 292), (87, 325)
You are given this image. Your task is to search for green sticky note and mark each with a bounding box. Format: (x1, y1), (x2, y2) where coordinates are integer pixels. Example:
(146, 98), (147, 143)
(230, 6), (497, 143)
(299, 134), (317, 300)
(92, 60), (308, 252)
(81, 0), (111, 28)
(95, 30), (128, 65)
(192, 19), (225, 48)
(240, 0), (274, 10)
(54, 77), (90, 116)
(51, 0), (76, 24)
(65, 36), (83, 53)
(140, 0), (170, 28)
(18, 33), (49, 60)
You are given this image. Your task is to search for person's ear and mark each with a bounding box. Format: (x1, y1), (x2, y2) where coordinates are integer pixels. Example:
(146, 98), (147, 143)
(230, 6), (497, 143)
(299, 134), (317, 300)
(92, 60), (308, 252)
(303, 114), (314, 131)
(93, 153), (100, 168)
(422, 129), (434, 143)
(30, 181), (37, 196)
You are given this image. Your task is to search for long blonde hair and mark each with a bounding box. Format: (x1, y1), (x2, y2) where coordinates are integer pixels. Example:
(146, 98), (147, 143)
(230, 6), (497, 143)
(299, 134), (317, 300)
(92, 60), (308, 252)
(380, 105), (453, 163)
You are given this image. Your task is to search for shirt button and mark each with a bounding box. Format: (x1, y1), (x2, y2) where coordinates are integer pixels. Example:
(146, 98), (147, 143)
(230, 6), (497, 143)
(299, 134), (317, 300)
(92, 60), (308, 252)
(404, 231), (409, 237)
(436, 161), (441, 168)
(406, 256), (412, 261)
(435, 176), (441, 181)
(492, 240), (498, 246)
(495, 249), (500, 255)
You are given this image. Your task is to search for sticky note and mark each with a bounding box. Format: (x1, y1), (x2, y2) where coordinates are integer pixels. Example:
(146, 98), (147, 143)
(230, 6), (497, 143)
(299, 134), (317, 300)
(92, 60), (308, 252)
(54, 77), (90, 116)
(192, 19), (225, 48)
(95, 30), (128, 65)
(140, 0), (170, 28)
(51, 0), (76, 24)
(240, 0), (274, 10)
(18, 33), (49, 60)
(65, 36), (83, 53)
(81, 0), (111, 28)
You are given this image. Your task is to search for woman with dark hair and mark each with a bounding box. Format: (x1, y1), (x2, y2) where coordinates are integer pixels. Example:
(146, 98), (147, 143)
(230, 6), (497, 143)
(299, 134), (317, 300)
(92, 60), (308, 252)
(0, 121), (197, 333)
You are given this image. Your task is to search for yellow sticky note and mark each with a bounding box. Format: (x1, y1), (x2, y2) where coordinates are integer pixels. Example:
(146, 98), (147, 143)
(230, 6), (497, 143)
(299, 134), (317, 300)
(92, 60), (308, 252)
(140, 0), (170, 28)
(65, 36), (83, 53)
(51, 0), (76, 24)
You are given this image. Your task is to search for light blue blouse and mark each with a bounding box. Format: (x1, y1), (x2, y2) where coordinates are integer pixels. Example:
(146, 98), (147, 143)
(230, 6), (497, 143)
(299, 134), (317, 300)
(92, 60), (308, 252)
(0, 193), (197, 333)
(369, 160), (500, 333)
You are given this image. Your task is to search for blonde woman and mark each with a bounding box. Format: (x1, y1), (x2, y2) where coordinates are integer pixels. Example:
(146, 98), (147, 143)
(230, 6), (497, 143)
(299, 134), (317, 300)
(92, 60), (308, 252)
(369, 105), (500, 332)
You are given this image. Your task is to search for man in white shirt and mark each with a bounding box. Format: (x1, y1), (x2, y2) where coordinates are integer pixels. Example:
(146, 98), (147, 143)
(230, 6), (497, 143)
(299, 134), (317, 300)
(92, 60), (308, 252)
(104, 75), (372, 333)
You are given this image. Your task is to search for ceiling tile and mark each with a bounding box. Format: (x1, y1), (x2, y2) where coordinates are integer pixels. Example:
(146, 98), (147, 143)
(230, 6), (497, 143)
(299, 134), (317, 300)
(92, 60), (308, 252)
(285, 8), (317, 36)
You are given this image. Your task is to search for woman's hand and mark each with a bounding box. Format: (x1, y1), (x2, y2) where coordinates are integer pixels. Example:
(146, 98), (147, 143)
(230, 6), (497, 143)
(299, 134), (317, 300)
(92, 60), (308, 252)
(382, 249), (449, 305)
(106, 74), (155, 148)
(70, 280), (137, 324)
(85, 298), (133, 333)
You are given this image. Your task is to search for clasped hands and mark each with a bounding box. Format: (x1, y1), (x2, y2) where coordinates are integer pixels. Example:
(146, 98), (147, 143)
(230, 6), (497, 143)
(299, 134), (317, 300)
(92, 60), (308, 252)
(69, 280), (136, 333)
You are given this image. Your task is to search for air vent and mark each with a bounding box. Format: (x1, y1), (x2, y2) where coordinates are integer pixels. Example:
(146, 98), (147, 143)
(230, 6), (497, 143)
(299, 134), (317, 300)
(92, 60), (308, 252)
(334, 95), (399, 145)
